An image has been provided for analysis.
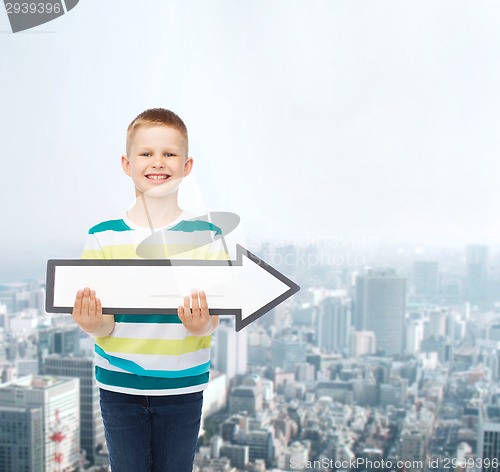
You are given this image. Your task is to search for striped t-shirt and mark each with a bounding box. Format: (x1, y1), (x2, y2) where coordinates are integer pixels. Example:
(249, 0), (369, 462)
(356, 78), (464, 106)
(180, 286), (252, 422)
(81, 212), (228, 396)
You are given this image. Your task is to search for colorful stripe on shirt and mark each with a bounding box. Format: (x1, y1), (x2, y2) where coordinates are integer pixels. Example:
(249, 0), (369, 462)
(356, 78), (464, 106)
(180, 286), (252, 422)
(81, 215), (229, 395)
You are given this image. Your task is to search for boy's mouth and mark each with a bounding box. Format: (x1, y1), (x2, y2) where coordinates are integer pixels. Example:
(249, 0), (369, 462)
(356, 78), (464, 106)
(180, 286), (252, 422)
(145, 173), (171, 184)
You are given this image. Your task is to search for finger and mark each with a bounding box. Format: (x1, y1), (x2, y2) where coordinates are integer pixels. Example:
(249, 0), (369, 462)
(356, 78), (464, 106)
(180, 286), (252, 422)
(199, 291), (208, 311)
(199, 290), (210, 321)
(191, 289), (200, 317)
(72, 290), (83, 318)
(89, 290), (96, 318)
(81, 287), (90, 317)
(96, 297), (103, 316)
(177, 305), (185, 322)
(183, 296), (191, 316)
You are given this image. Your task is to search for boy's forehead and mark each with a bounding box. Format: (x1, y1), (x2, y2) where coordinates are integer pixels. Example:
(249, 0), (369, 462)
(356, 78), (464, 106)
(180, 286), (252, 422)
(130, 125), (188, 152)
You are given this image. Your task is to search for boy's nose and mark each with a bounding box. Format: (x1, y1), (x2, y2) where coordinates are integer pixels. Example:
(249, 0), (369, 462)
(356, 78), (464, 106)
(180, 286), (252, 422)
(152, 154), (165, 167)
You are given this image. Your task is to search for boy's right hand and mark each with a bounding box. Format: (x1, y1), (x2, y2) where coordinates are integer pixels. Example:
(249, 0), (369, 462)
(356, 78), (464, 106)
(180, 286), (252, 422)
(72, 287), (115, 337)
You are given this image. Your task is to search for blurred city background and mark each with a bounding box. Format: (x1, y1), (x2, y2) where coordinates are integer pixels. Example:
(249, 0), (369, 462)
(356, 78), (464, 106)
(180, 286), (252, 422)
(1, 239), (500, 471)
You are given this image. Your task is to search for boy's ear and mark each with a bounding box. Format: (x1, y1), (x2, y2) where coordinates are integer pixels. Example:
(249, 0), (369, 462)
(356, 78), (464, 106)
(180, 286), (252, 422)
(183, 157), (194, 177)
(121, 155), (131, 176)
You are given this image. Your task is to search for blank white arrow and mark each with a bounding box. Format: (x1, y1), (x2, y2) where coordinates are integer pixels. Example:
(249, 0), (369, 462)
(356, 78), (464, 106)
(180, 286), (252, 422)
(46, 245), (300, 331)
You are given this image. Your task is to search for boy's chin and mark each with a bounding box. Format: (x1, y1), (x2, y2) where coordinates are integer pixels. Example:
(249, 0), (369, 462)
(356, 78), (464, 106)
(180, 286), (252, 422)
(141, 180), (182, 198)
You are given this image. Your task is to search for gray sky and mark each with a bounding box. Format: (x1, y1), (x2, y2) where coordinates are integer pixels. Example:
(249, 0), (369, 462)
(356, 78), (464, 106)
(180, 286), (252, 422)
(1, 1), (500, 279)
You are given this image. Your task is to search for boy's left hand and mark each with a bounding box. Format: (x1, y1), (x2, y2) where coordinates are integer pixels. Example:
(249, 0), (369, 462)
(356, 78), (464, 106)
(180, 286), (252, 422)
(178, 289), (219, 336)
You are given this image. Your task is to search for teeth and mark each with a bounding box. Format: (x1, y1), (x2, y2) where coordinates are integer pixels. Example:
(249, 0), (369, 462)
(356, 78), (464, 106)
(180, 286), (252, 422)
(148, 175), (168, 180)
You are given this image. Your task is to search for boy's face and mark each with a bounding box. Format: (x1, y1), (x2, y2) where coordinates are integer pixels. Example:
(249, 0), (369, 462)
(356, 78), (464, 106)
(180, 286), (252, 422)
(122, 125), (192, 198)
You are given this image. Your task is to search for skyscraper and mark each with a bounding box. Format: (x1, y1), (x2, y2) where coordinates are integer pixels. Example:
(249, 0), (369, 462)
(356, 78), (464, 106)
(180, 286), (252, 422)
(37, 325), (81, 373)
(44, 355), (105, 466)
(355, 269), (406, 356)
(477, 404), (500, 472)
(466, 245), (489, 304)
(317, 294), (351, 354)
(0, 375), (80, 471)
(0, 406), (43, 472)
(412, 260), (439, 301)
(219, 444), (249, 470)
(213, 318), (248, 384)
(271, 334), (307, 371)
(349, 331), (376, 358)
(426, 309), (448, 339)
(400, 427), (426, 470)
(0, 303), (8, 330)
(233, 429), (274, 467)
(405, 319), (424, 355)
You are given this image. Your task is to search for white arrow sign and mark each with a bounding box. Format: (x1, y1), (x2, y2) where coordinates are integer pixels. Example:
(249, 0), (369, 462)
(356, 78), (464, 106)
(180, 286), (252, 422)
(46, 244), (300, 331)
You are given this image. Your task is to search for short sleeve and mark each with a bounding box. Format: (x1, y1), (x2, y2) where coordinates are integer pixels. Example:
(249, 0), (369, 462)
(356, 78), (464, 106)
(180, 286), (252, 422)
(81, 233), (106, 259)
(205, 237), (230, 261)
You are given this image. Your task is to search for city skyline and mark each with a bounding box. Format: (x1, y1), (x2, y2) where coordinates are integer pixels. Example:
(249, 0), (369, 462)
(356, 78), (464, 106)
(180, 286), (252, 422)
(1, 237), (500, 471)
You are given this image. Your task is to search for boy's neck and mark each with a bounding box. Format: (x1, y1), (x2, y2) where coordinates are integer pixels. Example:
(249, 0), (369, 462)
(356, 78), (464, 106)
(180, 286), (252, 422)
(127, 192), (183, 230)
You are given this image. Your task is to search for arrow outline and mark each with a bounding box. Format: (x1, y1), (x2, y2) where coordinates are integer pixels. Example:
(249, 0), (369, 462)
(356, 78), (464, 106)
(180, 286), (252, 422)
(46, 244), (300, 331)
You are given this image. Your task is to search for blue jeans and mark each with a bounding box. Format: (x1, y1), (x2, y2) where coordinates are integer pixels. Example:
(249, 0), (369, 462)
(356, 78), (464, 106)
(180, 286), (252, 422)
(99, 388), (203, 472)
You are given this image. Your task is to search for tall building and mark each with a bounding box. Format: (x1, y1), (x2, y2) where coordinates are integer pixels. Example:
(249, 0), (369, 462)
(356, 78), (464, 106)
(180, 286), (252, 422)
(248, 329), (272, 366)
(477, 404), (500, 472)
(466, 245), (489, 304)
(44, 355), (105, 466)
(0, 303), (8, 330)
(349, 331), (376, 358)
(0, 375), (80, 471)
(488, 324), (500, 343)
(37, 326), (81, 373)
(379, 378), (408, 407)
(400, 428), (427, 471)
(405, 320), (424, 355)
(233, 429), (274, 467)
(426, 309), (448, 339)
(210, 434), (223, 458)
(271, 334), (307, 371)
(213, 319), (248, 384)
(295, 362), (315, 384)
(412, 261), (439, 300)
(291, 304), (315, 326)
(219, 444), (249, 469)
(317, 294), (351, 354)
(0, 406), (43, 472)
(17, 359), (39, 377)
(53, 327), (80, 356)
(202, 371), (228, 418)
(229, 386), (262, 415)
(355, 269), (406, 356)
(221, 414), (248, 442)
(278, 441), (309, 470)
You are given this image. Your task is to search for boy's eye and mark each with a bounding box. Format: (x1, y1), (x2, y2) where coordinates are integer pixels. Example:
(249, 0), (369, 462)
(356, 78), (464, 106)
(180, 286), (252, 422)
(139, 152), (175, 157)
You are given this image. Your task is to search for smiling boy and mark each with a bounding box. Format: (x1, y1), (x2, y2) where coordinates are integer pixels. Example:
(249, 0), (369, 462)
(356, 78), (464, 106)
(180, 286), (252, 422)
(72, 108), (225, 472)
